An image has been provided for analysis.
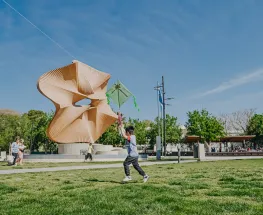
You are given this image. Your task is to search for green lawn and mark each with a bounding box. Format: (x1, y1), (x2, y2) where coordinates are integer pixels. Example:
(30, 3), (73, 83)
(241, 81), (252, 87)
(0, 161), (123, 170)
(0, 159), (263, 215)
(0, 157), (194, 170)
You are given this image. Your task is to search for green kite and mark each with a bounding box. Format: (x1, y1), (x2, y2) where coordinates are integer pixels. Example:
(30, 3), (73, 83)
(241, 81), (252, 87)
(106, 80), (139, 111)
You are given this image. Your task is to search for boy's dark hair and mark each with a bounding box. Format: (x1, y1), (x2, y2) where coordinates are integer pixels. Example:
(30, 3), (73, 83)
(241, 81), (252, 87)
(125, 126), (135, 135)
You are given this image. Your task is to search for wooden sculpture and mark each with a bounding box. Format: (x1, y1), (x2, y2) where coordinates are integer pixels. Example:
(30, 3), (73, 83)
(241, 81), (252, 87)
(37, 60), (118, 143)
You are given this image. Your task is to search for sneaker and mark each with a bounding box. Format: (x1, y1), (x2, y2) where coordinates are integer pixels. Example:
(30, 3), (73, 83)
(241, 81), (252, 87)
(123, 176), (132, 182)
(143, 175), (150, 183)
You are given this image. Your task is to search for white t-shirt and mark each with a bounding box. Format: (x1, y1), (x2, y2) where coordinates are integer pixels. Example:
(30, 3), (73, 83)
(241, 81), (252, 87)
(88, 145), (93, 154)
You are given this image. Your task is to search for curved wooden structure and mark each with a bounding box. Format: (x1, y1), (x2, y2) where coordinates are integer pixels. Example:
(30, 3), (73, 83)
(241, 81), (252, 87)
(37, 60), (118, 143)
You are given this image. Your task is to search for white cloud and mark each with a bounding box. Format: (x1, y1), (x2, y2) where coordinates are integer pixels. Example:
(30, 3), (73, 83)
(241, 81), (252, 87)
(198, 69), (263, 97)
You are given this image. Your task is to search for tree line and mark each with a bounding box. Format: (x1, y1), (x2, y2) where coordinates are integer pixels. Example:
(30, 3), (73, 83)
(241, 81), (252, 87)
(0, 108), (263, 152)
(0, 109), (56, 153)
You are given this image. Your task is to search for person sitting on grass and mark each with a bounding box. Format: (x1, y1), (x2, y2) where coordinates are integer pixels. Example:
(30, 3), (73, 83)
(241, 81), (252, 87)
(119, 124), (149, 183)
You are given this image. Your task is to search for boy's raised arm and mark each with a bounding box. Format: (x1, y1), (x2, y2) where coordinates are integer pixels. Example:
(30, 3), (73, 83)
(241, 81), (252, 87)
(119, 125), (128, 139)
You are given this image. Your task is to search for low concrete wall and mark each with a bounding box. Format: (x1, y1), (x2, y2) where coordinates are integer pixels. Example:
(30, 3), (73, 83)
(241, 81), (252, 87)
(206, 152), (263, 156)
(0, 151), (6, 161)
(198, 144), (205, 161)
(203, 156), (263, 161)
(118, 149), (128, 155)
(58, 144), (117, 155)
(25, 154), (85, 159)
(96, 151), (119, 155)
(58, 143), (89, 155)
(93, 144), (113, 152)
(24, 154), (148, 162)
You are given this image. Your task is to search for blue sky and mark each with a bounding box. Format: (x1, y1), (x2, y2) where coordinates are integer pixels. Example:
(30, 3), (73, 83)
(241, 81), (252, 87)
(1, 0), (263, 124)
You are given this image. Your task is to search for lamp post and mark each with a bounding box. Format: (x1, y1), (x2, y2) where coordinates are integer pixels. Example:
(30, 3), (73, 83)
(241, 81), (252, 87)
(154, 83), (162, 136)
(162, 76), (166, 156)
(154, 76), (174, 156)
(154, 83), (162, 160)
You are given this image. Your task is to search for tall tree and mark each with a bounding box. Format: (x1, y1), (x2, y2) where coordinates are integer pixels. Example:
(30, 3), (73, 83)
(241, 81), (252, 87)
(186, 109), (225, 151)
(26, 110), (48, 152)
(23, 110), (56, 153)
(147, 119), (159, 148)
(146, 114), (181, 149)
(127, 119), (149, 145)
(18, 113), (32, 148)
(0, 113), (21, 151)
(98, 124), (123, 146)
(219, 109), (255, 135)
(165, 114), (182, 143)
(246, 114), (263, 147)
(0, 111), (32, 151)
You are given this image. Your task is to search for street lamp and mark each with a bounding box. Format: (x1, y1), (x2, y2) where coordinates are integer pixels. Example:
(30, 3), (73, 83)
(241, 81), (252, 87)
(154, 76), (175, 156)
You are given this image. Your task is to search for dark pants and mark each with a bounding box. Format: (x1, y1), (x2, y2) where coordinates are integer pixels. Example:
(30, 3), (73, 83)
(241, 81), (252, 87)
(12, 153), (18, 165)
(85, 153), (92, 161)
(123, 156), (145, 176)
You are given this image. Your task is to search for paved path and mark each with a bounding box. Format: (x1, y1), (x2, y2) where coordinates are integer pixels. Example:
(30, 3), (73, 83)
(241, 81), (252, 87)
(204, 156), (263, 161)
(2, 156), (262, 175)
(0, 160), (196, 175)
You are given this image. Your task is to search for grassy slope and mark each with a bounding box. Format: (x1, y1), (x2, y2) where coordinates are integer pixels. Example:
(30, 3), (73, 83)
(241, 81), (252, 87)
(0, 160), (263, 215)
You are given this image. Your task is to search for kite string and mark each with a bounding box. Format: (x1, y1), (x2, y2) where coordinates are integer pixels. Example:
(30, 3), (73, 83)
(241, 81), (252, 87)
(2, 0), (76, 59)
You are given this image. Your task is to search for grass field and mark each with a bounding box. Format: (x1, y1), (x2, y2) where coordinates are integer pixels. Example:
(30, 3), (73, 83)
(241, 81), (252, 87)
(0, 161), (122, 170)
(0, 157), (195, 170)
(0, 159), (263, 215)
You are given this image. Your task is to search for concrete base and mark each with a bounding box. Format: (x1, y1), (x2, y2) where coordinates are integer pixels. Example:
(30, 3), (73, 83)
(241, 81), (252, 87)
(156, 150), (161, 160)
(0, 151), (7, 161)
(58, 143), (120, 155)
(93, 144), (113, 152)
(6, 155), (14, 165)
(58, 143), (89, 155)
(198, 144), (205, 161)
(95, 151), (119, 155)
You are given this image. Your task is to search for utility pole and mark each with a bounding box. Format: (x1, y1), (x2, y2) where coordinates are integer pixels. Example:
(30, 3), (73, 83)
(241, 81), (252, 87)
(154, 76), (173, 157)
(162, 76), (166, 156)
(154, 82), (162, 160)
(156, 82), (161, 136)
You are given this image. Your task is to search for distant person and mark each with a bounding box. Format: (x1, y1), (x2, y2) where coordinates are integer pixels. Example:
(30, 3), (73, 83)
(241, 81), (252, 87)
(85, 143), (94, 161)
(119, 124), (149, 183)
(18, 139), (26, 165)
(11, 137), (20, 166)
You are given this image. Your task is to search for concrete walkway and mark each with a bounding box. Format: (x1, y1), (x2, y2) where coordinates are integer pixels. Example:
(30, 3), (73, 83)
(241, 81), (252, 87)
(0, 160), (196, 175)
(204, 156), (263, 161)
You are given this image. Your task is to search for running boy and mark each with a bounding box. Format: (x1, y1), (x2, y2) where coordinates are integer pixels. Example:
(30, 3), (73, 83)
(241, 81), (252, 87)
(119, 124), (149, 182)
